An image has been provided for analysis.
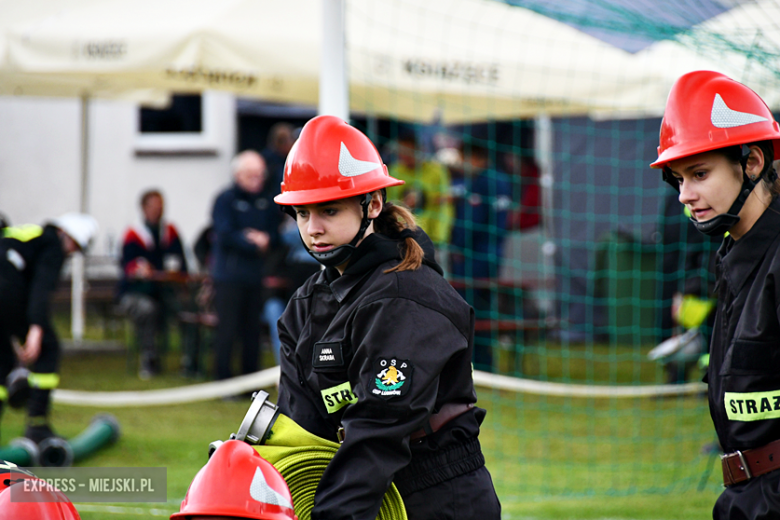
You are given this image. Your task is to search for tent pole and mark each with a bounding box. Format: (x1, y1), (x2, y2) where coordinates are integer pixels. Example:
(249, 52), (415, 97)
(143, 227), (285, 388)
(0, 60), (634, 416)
(535, 113), (555, 317)
(319, 0), (348, 121)
(71, 94), (89, 344)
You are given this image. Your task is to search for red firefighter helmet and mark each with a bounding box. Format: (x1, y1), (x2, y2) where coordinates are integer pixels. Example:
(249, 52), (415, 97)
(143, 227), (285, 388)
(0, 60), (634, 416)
(651, 70), (780, 169)
(274, 115), (404, 207)
(0, 460), (38, 491)
(0, 477), (81, 520)
(171, 440), (297, 520)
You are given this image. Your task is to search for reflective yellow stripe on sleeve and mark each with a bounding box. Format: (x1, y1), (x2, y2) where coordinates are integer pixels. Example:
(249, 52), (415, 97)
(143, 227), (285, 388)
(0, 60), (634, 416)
(3, 224), (43, 242)
(320, 382), (358, 414)
(28, 373), (60, 390)
(0, 385), (7, 401)
(725, 390), (780, 421)
(678, 295), (716, 329)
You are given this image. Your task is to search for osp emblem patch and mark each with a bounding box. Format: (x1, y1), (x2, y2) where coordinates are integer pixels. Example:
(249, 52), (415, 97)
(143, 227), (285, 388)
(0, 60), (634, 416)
(371, 358), (412, 398)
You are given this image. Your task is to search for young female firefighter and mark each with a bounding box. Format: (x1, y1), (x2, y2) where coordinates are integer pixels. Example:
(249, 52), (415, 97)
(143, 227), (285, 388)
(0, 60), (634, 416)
(273, 115), (501, 520)
(651, 70), (780, 519)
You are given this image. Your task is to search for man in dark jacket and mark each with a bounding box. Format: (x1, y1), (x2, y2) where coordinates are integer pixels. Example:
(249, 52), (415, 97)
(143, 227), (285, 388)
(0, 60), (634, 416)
(450, 139), (512, 372)
(211, 151), (281, 380)
(0, 213), (97, 443)
(118, 190), (188, 379)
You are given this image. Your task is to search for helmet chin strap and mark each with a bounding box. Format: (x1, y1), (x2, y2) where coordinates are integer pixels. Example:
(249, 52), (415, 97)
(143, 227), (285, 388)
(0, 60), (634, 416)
(305, 193), (374, 268)
(664, 145), (765, 237)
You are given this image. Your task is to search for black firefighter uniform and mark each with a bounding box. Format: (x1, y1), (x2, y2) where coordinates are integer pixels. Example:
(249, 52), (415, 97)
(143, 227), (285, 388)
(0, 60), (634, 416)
(709, 200), (780, 518)
(277, 229), (501, 520)
(0, 225), (65, 426)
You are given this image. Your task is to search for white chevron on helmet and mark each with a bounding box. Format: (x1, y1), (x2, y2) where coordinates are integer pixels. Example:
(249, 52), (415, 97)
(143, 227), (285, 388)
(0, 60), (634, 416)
(711, 93), (768, 129)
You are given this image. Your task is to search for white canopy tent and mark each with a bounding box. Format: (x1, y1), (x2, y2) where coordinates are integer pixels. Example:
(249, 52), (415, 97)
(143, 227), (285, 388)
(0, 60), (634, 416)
(3, 0), (779, 121)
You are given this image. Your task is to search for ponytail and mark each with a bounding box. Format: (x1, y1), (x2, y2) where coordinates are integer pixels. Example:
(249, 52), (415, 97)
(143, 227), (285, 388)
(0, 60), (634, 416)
(371, 200), (424, 273)
(757, 141), (779, 199)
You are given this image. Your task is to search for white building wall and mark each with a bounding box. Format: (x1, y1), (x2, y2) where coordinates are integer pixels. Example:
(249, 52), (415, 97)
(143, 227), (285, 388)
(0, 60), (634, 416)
(0, 92), (236, 273)
(0, 97), (82, 226)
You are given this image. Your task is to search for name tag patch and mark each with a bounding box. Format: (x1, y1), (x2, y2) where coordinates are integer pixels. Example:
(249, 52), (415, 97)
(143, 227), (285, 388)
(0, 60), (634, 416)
(312, 342), (344, 369)
(725, 390), (780, 421)
(321, 382), (358, 414)
(371, 357), (412, 399)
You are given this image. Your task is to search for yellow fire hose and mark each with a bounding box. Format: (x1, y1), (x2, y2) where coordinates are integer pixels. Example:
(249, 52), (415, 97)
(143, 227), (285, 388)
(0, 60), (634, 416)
(230, 392), (407, 520)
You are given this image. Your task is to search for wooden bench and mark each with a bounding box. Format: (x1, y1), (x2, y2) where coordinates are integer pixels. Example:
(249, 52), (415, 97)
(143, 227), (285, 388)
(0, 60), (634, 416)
(473, 318), (559, 332)
(447, 277), (558, 334)
(448, 277), (560, 374)
(51, 278), (124, 340)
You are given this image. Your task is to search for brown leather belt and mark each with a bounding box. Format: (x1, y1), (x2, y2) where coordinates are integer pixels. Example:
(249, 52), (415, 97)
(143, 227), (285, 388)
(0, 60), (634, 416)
(410, 403), (474, 440)
(721, 439), (780, 486)
(336, 403), (474, 443)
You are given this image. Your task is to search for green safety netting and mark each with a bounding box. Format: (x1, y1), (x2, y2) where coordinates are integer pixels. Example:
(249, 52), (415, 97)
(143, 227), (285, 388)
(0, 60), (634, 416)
(343, 0), (780, 504)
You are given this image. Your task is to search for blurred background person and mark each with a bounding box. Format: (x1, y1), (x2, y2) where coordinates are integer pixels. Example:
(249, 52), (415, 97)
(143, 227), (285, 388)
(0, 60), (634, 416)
(450, 134), (512, 372)
(0, 213), (97, 444)
(652, 193), (719, 384)
(386, 129), (454, 249)
(211, 151), (280, 380)
(262, 122), (295, 190)
(262, 122), (319, 363)
(118, 189), (188, 380)
(503, 152), (541, 232)
(263, 217), (321, 363)
(259, 122), (299, 365)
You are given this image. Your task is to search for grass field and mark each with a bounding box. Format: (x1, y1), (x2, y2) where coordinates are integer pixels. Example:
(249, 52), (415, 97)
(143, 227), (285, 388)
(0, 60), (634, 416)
(0, 329), (724, 519)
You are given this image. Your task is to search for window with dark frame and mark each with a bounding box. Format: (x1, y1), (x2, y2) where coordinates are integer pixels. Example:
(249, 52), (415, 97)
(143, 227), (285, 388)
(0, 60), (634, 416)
(139, 94), (203, 133)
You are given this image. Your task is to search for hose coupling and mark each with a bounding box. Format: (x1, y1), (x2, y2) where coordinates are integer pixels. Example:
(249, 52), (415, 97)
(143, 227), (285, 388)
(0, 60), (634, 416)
(233, 390), (280, 445)
(207, 440), (224, 459)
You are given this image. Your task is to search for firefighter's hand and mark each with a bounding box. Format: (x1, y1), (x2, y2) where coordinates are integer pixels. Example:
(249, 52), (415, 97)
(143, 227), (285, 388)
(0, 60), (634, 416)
(403, 191), (419, 209)
(16, 325), (43, 365)
(131, 258), (154, 279)
(671, 292), (683, 325)
(245, 229), (270, 252)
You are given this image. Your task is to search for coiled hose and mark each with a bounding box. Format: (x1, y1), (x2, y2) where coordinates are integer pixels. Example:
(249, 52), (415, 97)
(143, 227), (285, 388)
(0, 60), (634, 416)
(254, 413), (407, 520)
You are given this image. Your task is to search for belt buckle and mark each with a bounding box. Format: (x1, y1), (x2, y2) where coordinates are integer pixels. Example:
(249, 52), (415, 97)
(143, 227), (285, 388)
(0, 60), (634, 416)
(736, 450), (753, 480)
(721, 450), (752, 485)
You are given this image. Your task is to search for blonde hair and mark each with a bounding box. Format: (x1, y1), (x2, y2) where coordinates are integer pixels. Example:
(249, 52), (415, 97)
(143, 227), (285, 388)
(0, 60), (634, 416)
(371, 200), (424, 273)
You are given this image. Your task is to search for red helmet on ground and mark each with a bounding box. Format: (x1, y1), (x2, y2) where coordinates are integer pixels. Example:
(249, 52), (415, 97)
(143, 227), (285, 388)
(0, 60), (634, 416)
(0, 460), (38, 491)
(650, 70), (780, 169)
(171, 440), (297, 520)
(0, 478), (81, 520)
(274, 115), (404, 207)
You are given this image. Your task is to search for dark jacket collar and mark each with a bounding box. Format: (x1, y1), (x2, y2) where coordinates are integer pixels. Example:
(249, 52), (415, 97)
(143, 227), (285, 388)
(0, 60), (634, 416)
(718, 198), (780, 296)
(320, 228), (443, 303)
(233, 183), (265, 200)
